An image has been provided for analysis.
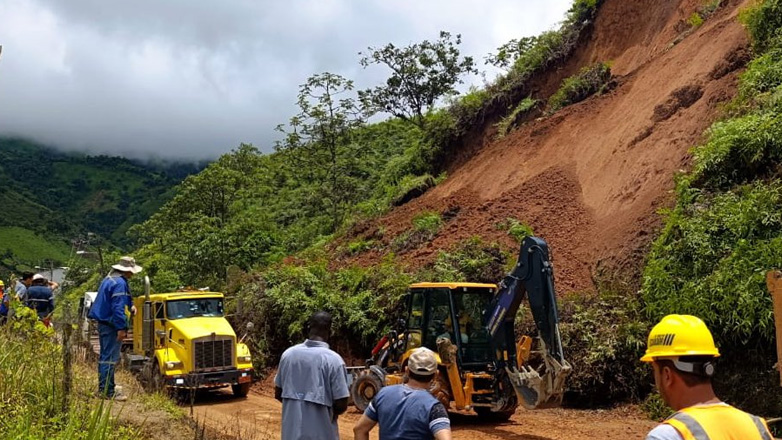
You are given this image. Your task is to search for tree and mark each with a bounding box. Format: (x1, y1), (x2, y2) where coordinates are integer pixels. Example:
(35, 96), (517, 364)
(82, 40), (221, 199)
(275, 72), (367, 231)
(484, 36), (538, 71)
(359, 31), (476, 128)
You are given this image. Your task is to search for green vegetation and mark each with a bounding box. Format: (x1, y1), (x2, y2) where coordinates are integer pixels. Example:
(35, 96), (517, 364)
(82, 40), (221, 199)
(560, 293), (649, 406)
(0, 138), (196, 276)
(359, 31), (477, 129)
(640, 0), (782, 415)
(496, 218), (535, 243)
(430, 237), (508, 283)
(391, 212), (443, 253)
(0, 226), (71, 270)
(495, 97), (539, 138)
(548, 62), (612, 112)
(235, 258), (414, 367)
(0, 305), (137, 439)
(688, 12), (704, 29)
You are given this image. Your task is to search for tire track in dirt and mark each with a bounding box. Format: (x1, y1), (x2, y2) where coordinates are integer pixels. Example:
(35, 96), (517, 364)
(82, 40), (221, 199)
(192, 389), (656, 440)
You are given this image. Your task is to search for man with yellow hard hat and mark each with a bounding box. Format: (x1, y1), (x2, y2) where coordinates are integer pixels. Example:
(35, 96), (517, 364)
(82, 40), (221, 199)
(642, 314), (773, 440)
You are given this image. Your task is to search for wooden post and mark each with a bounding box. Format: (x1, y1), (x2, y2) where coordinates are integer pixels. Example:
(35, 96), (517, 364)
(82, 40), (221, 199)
(766, 270), (782, 387)
(62, 300), (73, 411)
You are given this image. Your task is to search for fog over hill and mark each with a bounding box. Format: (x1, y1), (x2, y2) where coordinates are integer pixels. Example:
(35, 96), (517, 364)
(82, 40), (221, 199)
(0, 0), (571, 160)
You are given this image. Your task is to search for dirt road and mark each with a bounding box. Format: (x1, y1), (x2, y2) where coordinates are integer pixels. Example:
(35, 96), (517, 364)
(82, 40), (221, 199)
(191, 388), (656, 440)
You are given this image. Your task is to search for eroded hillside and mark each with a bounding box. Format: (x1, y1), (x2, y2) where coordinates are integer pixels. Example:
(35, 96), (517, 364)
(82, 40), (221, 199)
(339, 0), (752, 293)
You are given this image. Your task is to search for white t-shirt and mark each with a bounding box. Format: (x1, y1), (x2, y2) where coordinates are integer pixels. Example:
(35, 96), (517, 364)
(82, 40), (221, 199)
(646, 424), (682, 440)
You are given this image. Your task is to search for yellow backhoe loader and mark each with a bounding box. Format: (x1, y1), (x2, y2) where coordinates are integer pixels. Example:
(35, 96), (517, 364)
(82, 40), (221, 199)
(350, 236), (571, 421)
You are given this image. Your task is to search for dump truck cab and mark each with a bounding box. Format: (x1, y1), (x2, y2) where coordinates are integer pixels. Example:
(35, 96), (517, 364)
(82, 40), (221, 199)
(127, 290), (254, 397)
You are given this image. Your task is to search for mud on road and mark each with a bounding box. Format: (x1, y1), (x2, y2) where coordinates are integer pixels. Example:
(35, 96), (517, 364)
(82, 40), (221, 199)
(191, 388), (656, 440)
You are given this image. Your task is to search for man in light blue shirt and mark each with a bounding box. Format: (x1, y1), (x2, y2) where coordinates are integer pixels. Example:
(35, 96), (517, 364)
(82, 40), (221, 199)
(14, 272), (33, 302)
(275, 311), (349, 440)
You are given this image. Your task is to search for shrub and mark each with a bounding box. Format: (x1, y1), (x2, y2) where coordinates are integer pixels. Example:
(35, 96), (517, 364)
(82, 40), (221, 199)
(687, 111), (782, 190)
(496, 218), (535, 243)
(495, 97), (540, 138)
(688, 12), (704, 29)
(346, 239), (376, 255)
(430, 237), (508, 283)
(412, 211), (442, 234)
(559, 293), (651, 406)
(548, 62), (612, 112)
(642, 182), (782, 346)
(642, 392), (674, 421)
(740, 0), (782, 53)
(236, 259), (412, 366)
(738, 47), (782, 102)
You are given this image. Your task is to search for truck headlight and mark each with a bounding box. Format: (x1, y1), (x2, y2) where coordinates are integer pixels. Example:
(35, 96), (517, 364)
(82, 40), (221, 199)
(238, 355), (252, 363)
(165, 361), (183, 370)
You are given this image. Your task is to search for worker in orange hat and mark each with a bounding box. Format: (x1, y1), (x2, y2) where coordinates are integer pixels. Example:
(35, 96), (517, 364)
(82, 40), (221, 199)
(642, 314), (773, 440)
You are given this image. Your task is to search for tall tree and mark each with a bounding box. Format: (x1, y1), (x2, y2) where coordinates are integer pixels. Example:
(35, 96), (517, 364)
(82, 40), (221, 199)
(359, 31), (476, 128)
(275, 72), (366, 231)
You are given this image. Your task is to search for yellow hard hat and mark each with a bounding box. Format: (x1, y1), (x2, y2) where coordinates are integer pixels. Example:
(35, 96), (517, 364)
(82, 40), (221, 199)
(0, 280), (4, 287)
(640, 314), (720, 362)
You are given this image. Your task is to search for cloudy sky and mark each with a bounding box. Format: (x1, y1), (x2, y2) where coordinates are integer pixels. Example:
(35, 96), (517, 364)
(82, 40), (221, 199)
(0, 0), (572, 161)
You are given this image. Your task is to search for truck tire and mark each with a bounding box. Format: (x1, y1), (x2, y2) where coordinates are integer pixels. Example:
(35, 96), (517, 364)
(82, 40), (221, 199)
(232, 382), (251, 397)
(474, 407), (515, 422)
(351, 370), (383, 412)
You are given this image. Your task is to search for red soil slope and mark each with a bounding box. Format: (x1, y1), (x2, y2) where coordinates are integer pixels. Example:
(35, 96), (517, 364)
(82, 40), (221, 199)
(341, 0), (751, 293)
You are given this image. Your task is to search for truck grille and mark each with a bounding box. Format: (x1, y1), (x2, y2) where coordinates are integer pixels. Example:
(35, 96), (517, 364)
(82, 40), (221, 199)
(194, 338), (234, 370)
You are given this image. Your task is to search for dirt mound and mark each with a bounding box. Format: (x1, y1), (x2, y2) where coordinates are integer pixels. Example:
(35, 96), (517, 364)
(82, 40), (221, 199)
(340, 0), (751, 294)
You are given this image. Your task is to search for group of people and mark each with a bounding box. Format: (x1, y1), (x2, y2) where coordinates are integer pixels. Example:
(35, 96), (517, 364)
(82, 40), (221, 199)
(274, 312), (774, 440)
(0, 271), (60, 324)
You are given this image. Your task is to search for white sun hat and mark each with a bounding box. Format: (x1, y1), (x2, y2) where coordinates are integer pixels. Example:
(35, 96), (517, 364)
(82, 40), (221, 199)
(111, 256), (143, 274)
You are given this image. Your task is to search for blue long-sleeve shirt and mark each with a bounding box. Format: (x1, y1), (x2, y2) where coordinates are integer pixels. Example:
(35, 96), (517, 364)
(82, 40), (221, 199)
(25, 285), (55, 319)
(88, 274), (132, 330)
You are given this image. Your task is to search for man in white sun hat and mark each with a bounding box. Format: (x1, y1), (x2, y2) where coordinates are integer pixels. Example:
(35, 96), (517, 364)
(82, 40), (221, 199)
(88, 256), (142, 401)
(353, 347), (452, 440)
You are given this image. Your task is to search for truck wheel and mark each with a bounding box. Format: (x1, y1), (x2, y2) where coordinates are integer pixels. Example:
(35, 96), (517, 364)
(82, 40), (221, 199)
(232, 382), (251, 397)
(142, 360), (166, 393)
(475, 407), (515, 422)
(351, 371), (383, 412)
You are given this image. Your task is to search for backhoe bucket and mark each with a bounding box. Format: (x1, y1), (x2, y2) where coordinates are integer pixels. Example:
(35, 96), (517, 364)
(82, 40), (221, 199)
(507, 352), (572, 410)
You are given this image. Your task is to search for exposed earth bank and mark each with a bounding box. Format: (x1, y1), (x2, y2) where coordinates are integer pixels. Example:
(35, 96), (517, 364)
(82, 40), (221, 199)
(337, 0), (751, 295)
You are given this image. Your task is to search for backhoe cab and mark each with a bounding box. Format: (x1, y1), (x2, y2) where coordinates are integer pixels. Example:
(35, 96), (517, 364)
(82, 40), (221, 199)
(351, 236), (571, 421)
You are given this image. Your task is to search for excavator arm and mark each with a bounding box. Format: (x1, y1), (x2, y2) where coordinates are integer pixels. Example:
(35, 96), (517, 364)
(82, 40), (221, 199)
(484, 236), (572, 409)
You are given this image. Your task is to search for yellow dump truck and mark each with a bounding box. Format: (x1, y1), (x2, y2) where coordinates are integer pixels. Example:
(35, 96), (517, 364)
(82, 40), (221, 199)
(125, 280), (254, 397)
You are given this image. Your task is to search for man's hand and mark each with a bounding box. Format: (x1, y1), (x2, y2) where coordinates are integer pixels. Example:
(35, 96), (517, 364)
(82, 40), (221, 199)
(130, 305), (137, 315)
(117, 329), (128, 341)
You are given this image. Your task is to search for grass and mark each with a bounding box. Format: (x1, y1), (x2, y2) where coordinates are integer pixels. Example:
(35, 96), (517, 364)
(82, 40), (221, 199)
(0, 226), (72, 267)
(548, 62), (612, 113)
(495, 97), (539, 138)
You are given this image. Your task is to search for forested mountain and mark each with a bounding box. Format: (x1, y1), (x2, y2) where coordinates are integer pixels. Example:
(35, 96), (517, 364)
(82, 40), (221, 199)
(0, 138), (202, 275)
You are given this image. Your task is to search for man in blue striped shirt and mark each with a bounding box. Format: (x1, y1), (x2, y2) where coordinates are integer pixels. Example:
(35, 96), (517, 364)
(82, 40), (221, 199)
(353, 347), (451, 440)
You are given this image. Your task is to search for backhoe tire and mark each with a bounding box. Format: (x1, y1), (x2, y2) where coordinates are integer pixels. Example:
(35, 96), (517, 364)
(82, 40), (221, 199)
(475, 407), (515, 423)
(351, 370), (383, 412)
(232, 382), (251, 397)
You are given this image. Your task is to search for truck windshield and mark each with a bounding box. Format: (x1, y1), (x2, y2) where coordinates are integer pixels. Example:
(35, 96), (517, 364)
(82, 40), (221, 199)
(166, 298), (224, 319)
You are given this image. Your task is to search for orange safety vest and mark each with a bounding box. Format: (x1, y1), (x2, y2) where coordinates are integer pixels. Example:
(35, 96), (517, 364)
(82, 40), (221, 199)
(664, 403), (772, 440)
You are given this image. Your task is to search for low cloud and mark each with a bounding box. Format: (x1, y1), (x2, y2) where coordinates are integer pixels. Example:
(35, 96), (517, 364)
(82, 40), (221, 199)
(0, 0), (571, 161)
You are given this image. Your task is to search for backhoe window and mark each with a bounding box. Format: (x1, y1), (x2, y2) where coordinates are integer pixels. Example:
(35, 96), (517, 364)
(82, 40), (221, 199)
(452, 289), (493, 364)
(166, 298), (223, 320)
(424, 289), (452, 349)
(408, 292), (424, 328)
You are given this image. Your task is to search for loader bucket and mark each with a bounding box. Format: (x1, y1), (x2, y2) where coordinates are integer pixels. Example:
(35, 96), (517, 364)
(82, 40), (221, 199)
(506, 352), (572, 410)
